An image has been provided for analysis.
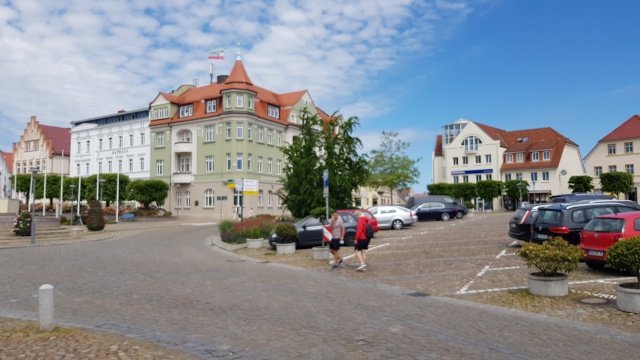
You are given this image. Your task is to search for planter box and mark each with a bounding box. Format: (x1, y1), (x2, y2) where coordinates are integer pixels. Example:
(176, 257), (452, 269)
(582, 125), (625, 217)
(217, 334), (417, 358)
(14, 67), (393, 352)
(616, 283), (640, 313)
(312, 246), (330, 260)
(527, 273), (568, 297)
(275, 242), (296, 255)
(246, 238), (264, 249)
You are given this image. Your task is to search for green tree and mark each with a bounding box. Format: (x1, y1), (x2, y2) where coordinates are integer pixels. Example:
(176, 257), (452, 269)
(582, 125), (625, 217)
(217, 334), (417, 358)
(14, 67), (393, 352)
(427, 183), (452, 196)
(600, 171), (633, 198)
(568, 175), (594, 193)
(451, 183), (477, 202)
(83, 174), (130, 206)
(125, 179), (169, 209)
(504, 180), (529, 209)
(476, 180), (503, 203)
(368, 131), (420, 204)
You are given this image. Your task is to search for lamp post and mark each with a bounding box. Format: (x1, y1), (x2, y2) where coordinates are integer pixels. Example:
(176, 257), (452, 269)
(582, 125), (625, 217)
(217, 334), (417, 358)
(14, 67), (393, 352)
(69, 184), (76, 223)
(98, 178), (106, 202)
(30, 167), (39, 245)
(516, 182), (526, 209)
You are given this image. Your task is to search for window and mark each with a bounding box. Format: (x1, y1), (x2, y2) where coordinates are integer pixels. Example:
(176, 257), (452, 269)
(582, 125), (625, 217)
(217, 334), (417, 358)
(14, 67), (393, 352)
(268, 191), (273, 207)
(462, 156), (468, 165)
(151, 107), (169, 119)
(475, 155), (481, 164)
(237, 123), (244, 139)
(485, 154), (492, 163)
(98, 161), (102, 173)
(225, 95), (231, 108)
(609, 165), (617, 172)
(267, 104), (280, 118)
(532, 152), (539, 161)
(463, 175), (469, 183)
(237, 95), (243, 107)
(608, 144), (616, 155)
(205, 125), (215, 142)
(119, 136), (123, 148)
(176, 191), (182, 208)
(177, 129), (192, 143)
(129, 158), (133, 172)
(258, 156), (263, 173)
(179, 104), (193, 118)
(506, 154), (513, 163)
(204, 189), (214, 208)
(531, 172), (538, 182)
(486, 174), (492, 180)
(108, 161), (112, 172)
(226, 153), (231, 171)
(625, 142), (634, 153)
(462, 136), (482, 152)
(178, 155), (190, 173)
(258, 127), (264, 142)
(267, 129), (273, 145)
(206, 100), (217, 113)
(76, 141), (81, 154)
(205, 155), (214, 172)
(594, 166), (602, 177)
(248, 96), (253, 109)
(226, 123), (232, 139)
(156, 160), (164, 176)
(184, 191), (191, 208)
(247, 125), (253, 140)
(276, 132), (282, 146)
(85, 163), (89, 175)
(516, 172), (523, 180)
(85, 140), (90, 153)
(476, 175), (482, 182)
(99, 138), (103, 150)
(543, 150), (550, 160)
(516, 153), (524, 162)
(108, 137), (113, 149)
(276, 159), (282, 175)
(453, 157), (459, 166)
(140, 157), (144, 171)
(453, 176), (459, 184)
(542, 171), (549, 181)
(140, 132), (145, 145)
(76, 163), (80, 175)
(236, 153), (243, 171)
(156, 132), (164, 147)
(267, 158), (273, 174)
(258, 190), (264, 206)
(247, 154), (252, 171)
(626, 164), (634, 174)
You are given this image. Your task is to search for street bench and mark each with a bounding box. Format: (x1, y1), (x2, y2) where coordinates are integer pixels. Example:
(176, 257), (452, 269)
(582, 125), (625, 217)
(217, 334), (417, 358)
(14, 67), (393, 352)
(121, 213), (135, 222)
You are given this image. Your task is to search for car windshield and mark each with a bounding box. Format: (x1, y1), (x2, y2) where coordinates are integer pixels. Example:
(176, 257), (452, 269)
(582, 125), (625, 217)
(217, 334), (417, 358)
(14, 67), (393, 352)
(584, 218), (625, 232)
(536, 210), (562, 225)
(294, 216), (321, 227)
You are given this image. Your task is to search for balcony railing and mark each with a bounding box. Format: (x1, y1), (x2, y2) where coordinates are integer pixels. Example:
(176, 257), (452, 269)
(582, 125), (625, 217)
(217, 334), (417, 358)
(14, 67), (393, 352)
(172, 172), (194, 184)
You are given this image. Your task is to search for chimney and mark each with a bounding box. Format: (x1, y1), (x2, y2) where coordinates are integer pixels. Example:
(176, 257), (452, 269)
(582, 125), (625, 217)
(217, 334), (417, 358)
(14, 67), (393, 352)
(217, 75), (229, 84)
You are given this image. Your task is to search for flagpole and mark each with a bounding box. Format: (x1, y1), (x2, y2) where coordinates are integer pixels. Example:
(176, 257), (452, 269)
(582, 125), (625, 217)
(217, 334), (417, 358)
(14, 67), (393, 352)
(77, 176), (81, 217)
(42, 161), (47, 216)
(116, 169), (120, 223)
(58, 149), (64, 218)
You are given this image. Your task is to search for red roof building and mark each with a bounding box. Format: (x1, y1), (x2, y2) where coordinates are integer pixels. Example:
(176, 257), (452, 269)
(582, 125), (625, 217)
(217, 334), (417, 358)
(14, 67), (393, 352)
(12, 116), (70, 176)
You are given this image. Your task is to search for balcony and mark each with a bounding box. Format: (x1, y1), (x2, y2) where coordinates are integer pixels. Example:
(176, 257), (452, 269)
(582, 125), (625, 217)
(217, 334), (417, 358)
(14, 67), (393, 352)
(172, 172), (194, 184)
(174, 141), (193, 153)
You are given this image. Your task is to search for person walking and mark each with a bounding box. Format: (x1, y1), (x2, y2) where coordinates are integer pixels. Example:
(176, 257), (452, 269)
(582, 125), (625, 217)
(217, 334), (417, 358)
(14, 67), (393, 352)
(354, 210), (370, 271)
(329, 212), (346, 269)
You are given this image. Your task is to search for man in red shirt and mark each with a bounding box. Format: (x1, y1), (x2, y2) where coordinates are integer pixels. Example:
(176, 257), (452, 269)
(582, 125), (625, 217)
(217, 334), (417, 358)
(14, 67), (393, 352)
(354, 210), (370, 271)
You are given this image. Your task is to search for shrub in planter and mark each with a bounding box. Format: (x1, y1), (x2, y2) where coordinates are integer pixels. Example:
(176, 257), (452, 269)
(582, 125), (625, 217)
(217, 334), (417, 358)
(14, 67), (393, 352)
(85, 200), (105, 231)
(606, 236), (640, 288)
(273, 223), (297, 244)
(518, 237), (583, 276)
(13, 211), (32, 236)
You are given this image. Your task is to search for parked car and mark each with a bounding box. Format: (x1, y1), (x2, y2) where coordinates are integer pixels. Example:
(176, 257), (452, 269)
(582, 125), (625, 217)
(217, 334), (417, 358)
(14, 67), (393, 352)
(407, 195), (468, 219)
(531, 200), (640, 245)
(579, 211), (640, 270)
(368, 205), (417, 230)
(549, 193), (614, 203)
(411, 202), (459, 221)
(268, 214), (358, 249)
(508, 203), (551, 241)
(336, 209), (379, 232)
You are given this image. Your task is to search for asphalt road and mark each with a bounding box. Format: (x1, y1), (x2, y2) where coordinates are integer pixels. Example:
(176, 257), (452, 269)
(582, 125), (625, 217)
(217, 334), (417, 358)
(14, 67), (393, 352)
(0, 219), (638, 359)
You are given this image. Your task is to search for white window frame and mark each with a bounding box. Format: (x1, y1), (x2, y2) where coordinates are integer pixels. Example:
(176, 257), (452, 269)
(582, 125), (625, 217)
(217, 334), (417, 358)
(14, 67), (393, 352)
(267, 158), (273, 174)
(129, 158), (133, 172)
(205, 155), (214, 173)
(543, 150), (551, 160)
(267, 129), (273, 145)
(204, 189), (215, 208)
(156, 160), (164, 176)
(257, 127), (264, 142)
(226, 123), (232, 139)
(258, 156), (263, 173)
(516, 153), (524, 162)
(247, 154), (252, 171)
(542, 171), (550, 181)
(532, 152), (539, 161)
(205, 125), (215, 142)
(226, 153), (231, 171)
(247, 125), (253, 140)
(156, 132), (164, 147)
(485, 154), (492, 163)
(140, 157), (144, 171)
(506, 153), (513, 163)
(206, 100), (217, 113)
(237, 95), (244, 107)
(237, 123), (244, 139)
(179, 104), (193, 118)
(276, 131), (282, 146)
(236, 153), (243, 171)
(184, 191), (191, 208)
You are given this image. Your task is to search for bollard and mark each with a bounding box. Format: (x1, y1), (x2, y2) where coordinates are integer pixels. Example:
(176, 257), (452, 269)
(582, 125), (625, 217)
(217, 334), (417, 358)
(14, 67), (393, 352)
(38, 284), (54, 331)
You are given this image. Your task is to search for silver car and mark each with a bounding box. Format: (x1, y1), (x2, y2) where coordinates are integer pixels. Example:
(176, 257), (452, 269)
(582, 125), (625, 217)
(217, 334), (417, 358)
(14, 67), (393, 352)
(368, 205), (417, 230)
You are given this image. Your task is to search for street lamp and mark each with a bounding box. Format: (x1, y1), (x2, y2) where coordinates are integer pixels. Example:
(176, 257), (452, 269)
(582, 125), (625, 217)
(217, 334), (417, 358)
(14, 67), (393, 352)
(29, 167), (39, 245)
(69, 184), (76, 222)
(516, 182), (526, 209)
(98, 178), (106, 202)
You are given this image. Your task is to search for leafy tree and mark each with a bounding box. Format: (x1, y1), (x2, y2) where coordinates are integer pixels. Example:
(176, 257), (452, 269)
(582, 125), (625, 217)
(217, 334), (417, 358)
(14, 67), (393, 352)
(504, 180), (529, 209)
(11, 174), (35, 206)
(427, 183), (452, 196)
(451, 183), (477, 202)
(82, 174), (130, 206)
(368, 131), (420, 204)
(476, 180), (503, 202)
(568, 175), (594, 193)
(600, 171), (633, 198)
(125, 179), (169, 209)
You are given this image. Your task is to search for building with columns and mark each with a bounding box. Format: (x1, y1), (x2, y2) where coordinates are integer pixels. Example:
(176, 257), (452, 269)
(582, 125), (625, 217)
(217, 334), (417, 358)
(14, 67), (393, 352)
(432, 119), (585, 209)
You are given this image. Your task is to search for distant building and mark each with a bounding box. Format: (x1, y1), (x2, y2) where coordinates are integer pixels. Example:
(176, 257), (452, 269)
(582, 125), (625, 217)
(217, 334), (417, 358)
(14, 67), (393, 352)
(0, 151), (13, 198)
(583, 114), (640, 201)
(432, 119), (585, 209)
(70, 108), (150, 179)
(148, 57), (330, 219)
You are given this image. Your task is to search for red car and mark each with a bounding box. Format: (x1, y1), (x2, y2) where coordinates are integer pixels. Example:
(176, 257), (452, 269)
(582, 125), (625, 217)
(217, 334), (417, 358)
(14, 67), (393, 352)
(336, 209), (379, 233)
(580, 211), (640, 270)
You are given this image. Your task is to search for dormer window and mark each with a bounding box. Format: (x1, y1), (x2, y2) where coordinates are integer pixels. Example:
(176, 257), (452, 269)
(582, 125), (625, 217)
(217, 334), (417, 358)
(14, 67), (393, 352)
(268, 104), (280, 118)
(506, 154), (513, 163)
(516, 153), (524, 162)
(543, 150), (551, 160)
(462, 136), (482, 152)
(206, 100), (217, 113)
(151, 107), (169, 120)
(179, 104), (193, 118)
(532, 152), (539, 161)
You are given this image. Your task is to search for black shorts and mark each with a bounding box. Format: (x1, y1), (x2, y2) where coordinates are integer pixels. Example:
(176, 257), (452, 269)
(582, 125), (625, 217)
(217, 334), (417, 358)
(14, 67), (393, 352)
(329, 239), (341, 250)
(355, 238), (370, 251)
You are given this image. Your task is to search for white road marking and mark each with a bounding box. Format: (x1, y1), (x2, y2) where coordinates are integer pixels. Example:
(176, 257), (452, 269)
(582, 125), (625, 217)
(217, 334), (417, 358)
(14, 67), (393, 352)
(341, 243), (390, 261)
(183, 222), (217, 226)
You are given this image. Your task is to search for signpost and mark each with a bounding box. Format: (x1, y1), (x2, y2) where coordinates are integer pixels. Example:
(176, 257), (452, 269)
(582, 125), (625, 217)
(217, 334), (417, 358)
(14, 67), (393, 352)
(323, 169), (329, 222)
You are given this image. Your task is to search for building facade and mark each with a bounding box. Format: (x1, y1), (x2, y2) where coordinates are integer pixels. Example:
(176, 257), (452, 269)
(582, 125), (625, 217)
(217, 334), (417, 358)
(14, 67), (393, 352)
(0, 151), (13, 198)
(584, 114), (640, 201)
(149, 58), (329, 219)
(70, 108), (150, 180)
(13, 116), (70, 180)
(432, 119), (585, 209)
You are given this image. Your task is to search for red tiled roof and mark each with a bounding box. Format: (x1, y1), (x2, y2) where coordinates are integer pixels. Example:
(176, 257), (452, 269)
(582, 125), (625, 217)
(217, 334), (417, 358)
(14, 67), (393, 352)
(0, 151), (13, 173)
(599, 115), (640, 142)
(500, 127), (576, 171)
(434, 134), (443, 156)
(475, 122), (508, 147)
(40, 124), (71, 155)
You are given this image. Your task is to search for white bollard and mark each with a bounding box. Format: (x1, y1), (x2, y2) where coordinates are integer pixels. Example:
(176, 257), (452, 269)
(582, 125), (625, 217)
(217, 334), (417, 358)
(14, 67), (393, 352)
(38, 284), (54, 331)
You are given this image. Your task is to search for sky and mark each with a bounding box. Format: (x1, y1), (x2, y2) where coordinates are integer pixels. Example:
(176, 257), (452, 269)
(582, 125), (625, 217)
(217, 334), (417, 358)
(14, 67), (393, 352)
(1, 0), (639, 194)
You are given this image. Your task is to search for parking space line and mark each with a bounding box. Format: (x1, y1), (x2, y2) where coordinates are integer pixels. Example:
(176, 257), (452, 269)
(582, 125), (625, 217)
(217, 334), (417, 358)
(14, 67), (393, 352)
(486, 266), (523, 271)
(341, 242), (390, 261)
(458, 285), (527, 295)
(569, 277), (635, 285)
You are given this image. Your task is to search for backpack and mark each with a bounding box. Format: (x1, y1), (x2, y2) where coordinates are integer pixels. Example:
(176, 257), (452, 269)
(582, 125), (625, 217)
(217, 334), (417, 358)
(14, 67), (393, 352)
(365, 221), (374, 239)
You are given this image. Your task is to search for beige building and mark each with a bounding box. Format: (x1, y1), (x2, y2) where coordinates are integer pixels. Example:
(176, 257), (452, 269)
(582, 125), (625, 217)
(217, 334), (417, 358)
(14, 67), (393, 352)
(13, 116), (70, 178)
(433, 119), (585, 209)
(583, 114), (640, 201)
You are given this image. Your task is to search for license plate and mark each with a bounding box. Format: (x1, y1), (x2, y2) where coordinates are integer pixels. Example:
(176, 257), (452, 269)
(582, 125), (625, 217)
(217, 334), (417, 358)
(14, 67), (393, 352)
(587, 250), (604, 257)
(510, 223), (516, 228)
(535, 233), (548, 240)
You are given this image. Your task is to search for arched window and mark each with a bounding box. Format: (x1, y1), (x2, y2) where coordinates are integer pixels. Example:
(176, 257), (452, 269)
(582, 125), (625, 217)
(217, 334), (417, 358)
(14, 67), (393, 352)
(204, 189), (214, 208)
(462, 136), (482, 152)
(177, 129), (192, 143)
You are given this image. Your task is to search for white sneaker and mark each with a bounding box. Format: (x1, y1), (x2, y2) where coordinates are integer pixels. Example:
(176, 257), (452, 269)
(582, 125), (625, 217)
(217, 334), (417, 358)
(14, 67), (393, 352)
(356, 264), (367, 271)
(328, 260), (336, 265)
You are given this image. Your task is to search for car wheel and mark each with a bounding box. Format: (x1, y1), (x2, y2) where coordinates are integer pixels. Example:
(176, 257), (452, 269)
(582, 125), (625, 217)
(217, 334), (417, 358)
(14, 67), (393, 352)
(344, 234), (355, 246)
(585, 261), (605, 270)
(392, 219), (403, 230)
(456, 211), (464, 219)
(441, 212), (450, 221)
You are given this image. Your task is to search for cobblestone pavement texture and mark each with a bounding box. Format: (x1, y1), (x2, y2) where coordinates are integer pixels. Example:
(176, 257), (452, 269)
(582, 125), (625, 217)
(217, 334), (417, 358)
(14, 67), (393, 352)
(0, 213), (638, 359)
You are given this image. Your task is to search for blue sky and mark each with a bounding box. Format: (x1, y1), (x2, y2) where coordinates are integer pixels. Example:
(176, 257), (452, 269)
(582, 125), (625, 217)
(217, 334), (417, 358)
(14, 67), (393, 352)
(1, 0), (639, 193)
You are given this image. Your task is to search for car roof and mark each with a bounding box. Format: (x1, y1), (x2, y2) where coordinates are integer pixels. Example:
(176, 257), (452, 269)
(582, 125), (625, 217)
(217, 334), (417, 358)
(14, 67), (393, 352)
(592, 210), (640, 220)
(538, 200), (639, 210)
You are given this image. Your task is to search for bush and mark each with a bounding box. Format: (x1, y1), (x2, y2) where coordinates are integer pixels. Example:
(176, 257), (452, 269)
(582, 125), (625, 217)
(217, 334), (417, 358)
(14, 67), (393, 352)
(606, 236), (640, 286)
(219, 217), (277, 244)
(13, 211), (32, 236)
(60, 216), (68, 225)
(218, 219), (236, 234)
(273, 223), (297, 244)
(85, 200), (105, 231)
(518, 237), (583, 276)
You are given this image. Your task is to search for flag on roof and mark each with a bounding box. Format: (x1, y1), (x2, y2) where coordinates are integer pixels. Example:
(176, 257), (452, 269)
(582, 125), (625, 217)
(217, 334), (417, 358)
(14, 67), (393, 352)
(208, 48), (225, 60)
